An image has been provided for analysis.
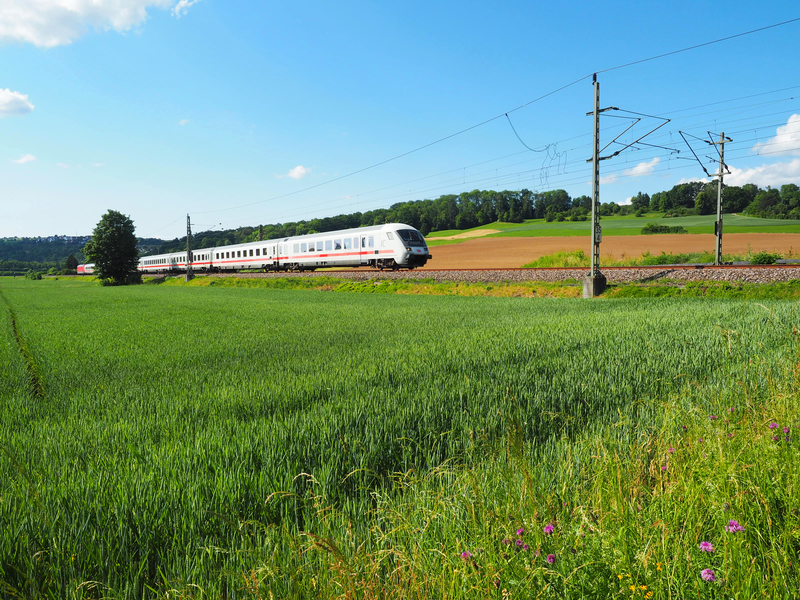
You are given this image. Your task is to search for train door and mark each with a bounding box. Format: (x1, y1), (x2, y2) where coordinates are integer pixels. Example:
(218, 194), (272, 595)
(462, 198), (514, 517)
(273, 245), (279, 270)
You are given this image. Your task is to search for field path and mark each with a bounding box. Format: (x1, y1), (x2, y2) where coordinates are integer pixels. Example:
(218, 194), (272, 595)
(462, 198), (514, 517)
(420, 233), (800, 269)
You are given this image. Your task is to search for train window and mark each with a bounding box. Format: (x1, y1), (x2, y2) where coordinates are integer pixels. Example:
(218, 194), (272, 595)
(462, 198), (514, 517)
(361, 237), (366, 248)
(386, 232), (394, 241)
(308, 242), (314, 252)
(249, 249), (253, 256)
(334, 239), (342, 250)
(236, 251), (241, 258)
(263, 248), (267, 255)
(325, 240), (332, 251)
(343, 238), (351, 250)
(256, 249), (260, 256)
(293, 243), (299, 253)
(368, 236), (375, 248)
(301, 243), (307, 252)
(226, 252), (230, 258)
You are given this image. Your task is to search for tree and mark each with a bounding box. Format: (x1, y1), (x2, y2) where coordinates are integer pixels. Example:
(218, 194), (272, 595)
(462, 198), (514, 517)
(83, 210), (139, 284)
(63, 254), (79, 271)
(694, 191), (715, 215)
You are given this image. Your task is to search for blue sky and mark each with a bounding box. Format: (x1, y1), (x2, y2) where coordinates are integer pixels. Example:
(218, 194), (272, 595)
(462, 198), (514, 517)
(2, 1), (800, 238)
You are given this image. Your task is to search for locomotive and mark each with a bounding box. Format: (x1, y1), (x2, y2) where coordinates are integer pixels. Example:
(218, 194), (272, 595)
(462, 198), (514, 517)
(126, 222), (430, 274)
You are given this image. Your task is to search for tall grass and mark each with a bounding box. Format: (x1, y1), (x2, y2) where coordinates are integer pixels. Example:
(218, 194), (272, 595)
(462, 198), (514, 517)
(0, 277), (798, 598)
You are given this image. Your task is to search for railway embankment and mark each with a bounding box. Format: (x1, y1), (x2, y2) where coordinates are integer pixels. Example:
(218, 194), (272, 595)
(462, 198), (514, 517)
(211, 265), (800, 285)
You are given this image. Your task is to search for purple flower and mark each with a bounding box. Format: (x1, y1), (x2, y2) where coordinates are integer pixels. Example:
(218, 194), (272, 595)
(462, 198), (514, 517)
(784, 426), (790, 434)
(769, 422), (779, 429)
(786, 436), (791, 442)
(661, 465), (667, 471)
(698, 541), (714, 552)
(682, 425), (688, 431)
(698, 438), (704, 443)
(709, 415), (718, 420)
(515, 539), (523, 547)
(523, 544), (530, 551)
(516, 527), (525, 536)
(460, 551), (472, 561)
(701, 568), (716, 582)
(727, 433), (734, 438)
(773, 436), (780, 442)
(725, 520), (744, 533)
(543, 524), (555, 535)
(728, 407), (735, 412)
(668, 447), (675, 453)
(546, 554), (555, 564)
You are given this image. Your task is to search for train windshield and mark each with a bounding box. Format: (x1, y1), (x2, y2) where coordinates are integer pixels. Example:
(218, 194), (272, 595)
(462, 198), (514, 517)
(396, 229), (426, 247)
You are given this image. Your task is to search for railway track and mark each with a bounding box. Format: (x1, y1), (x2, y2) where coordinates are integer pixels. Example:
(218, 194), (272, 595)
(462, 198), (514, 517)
(203, 263), (800, 285)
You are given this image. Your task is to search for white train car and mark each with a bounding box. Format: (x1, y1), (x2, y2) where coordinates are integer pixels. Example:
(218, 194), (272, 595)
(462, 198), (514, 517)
(77, 263), (95, 275)
(137, 223), (431, 274)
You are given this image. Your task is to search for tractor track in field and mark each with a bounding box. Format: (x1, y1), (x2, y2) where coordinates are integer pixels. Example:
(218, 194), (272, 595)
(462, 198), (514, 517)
(0, 288), (45, 400)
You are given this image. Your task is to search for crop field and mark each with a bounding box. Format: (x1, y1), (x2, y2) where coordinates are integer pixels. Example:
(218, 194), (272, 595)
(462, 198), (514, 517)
(1, 277), (799, 598)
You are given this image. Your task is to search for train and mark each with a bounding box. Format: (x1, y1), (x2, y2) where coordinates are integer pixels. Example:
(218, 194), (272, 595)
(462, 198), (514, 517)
(78, 223), (431, 275)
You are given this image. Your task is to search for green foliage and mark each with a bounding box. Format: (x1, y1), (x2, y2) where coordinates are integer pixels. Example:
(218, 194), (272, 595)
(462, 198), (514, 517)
(23, 270), (43, 280)
(83, 210), (140, 285)
(749, 250), (782, 265)
(641, 222), (688, 234)
(1, 278), (800, 598)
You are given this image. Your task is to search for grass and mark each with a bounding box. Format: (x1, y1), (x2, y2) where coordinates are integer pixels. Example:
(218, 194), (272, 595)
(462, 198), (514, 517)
(1, 277), (799, 598)
(426, 213), (800, 245)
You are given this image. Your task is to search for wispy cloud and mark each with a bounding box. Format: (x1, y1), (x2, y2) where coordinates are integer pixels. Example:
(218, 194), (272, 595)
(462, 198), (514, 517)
(753, 114), (800, 157)
(173, 0), (202, 18)
(0, 89), (34, 117)
(179, 119), (190, 126)
(0, 0), (202, 48)
(93, 163), (105, 167)
(598, 157), (661, 185)
(726, 158), (800, 188)
(277, 165), (312, 180)
(11, 154), (37, 164)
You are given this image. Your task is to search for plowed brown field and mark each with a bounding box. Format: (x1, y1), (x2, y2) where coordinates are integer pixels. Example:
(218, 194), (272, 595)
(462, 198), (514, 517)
(419, 233), (800, 269)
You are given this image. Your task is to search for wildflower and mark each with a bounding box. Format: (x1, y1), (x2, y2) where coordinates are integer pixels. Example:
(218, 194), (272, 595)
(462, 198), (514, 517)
(661, 465), (667, 471)
(629, 585), (636, 592)
(786, 436), (791, 442)
(698, 541), (714, 552)
(725, 520), (744, 533)
(773, 436), (780, 442)
(784, 426), (790, 434)
(698, 438), (704, 443)
(523, 544), (530, 551)
(710, 415), (718, 420)
(728, 407), (734, 412)
(546, 554), (555, 564)
(493, 579), (501, 589)
(516, 527), (525, 536)
(617, 574), (624, 580)
(668, 447), (675, 453)
(727, 433), (734, 438)
(645, 592), (653, 599)
(639, 585), (647, 591)
(656, 562), (662, 571)
(682, 425), (688, 431)
(543, 524), (555, 535)
(700, 568), (716, 582)
(460, 551), (472, 561)
(515, 539), (523, 547)
(769, 422), (779, 429)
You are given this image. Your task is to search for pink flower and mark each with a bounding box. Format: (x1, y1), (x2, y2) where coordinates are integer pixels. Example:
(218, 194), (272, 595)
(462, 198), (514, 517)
(725, 520), (744, 533)
(709, 415), (718, 420)
(784, 426), (790, 434)
(701, 568), (715, 582)
(516, 527), (525, 536)
(543, 524), (555, 535)
(546, 554), (556, 564)
(460, 551), (472, 561)
(661, 465), (667, 471)
(769, 422), (779, 429)
(698, 541), (714, 552)
(668, 447), (675, 453)
(515, 539), (523, 547)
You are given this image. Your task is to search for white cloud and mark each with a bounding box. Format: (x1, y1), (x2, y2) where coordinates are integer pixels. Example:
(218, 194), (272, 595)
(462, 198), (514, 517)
(676, 176), (709, 185)
(753, 114), (800, 157)
(11, 154), (37, 164)
(0, 0), (201, 48)
(0, 89), (34, 117)
(725, 158), (800, 188)
(179, 119), (189, 125)
(624, 157), (660, 177)
(278, 165), (312, 180)
(173, 0), (201, 17)
(618, 197), (633, 206)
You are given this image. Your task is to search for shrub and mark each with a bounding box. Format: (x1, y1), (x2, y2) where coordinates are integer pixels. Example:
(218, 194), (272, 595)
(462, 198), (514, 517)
(641, 223), (688, 235)
(749, 251), (781, 265)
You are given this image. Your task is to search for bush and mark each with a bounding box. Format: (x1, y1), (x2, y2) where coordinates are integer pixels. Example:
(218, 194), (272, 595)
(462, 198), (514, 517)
(641, 223), (689, 235)
(749, 251), (781, 265)
(24, 270), (43, 280)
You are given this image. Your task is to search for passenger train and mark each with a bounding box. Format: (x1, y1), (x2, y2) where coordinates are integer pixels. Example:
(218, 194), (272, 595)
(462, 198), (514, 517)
(79, 223), (431, 275)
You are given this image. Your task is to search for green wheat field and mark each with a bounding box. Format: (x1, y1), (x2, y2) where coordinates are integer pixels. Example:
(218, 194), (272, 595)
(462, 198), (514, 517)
(1, 277), (799, 598)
